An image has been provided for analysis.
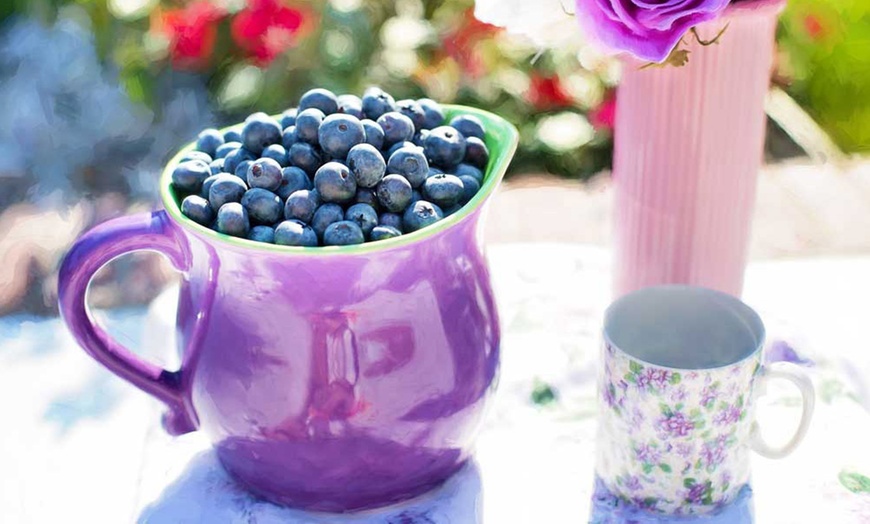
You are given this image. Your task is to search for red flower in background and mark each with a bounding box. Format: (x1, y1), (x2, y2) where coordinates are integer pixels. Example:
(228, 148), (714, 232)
(526, 74), (574, 110)
(803, 14), (828, 41)
(589, 92), (616, 132)
(231, 0), (309, 66)
(155, 1), (226, 70)
(441, 9), (500, 78)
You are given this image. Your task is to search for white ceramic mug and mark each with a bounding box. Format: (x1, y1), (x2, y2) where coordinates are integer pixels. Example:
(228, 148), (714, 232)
(596, 286), (815, 515)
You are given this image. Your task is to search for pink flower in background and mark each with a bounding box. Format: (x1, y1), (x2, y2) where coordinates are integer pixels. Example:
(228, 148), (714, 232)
(527, 74), (574, 110)
(589, 92), (615, 131)
(573, 0), (731, 62)
(156, 1), (226, 70)
(231, 0), (308, 66)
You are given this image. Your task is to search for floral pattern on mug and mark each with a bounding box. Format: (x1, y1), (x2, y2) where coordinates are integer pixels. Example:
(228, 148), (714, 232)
(596, 342), (762, 515)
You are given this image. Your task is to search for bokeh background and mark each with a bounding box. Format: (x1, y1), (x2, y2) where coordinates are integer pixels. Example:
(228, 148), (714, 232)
(0, 0), (868, 316)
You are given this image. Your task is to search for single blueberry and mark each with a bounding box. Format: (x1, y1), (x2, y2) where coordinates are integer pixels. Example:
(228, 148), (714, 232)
(344, 203), (378, 237)
(376, 174), (413, 213)
(311, 203), (345, 239)
(196, 128), (224, 158)
(337, 94), (364, 119)
(180, 150), (213, 164)
(248, 225), (276, 244)
(208, 174), (248, 211)
(454, 163), (484, 184)
(388, 147), (429, 188)
(284, 189), (321, 223)
(378, 212), (403, 231)
(223, 129), (242, 143)
(234, 160), (253, 180)
(241, 188), (283, 224)
(377, 111), (415, 147)
(216, 202), (250, 237)
(355, 187), (380, 210)
(288, 142), (322, 175)
(261, 144), (288, 166)
(442, 204), (462, 216)
(361, 119), (385, 150)
(318, 113), (365, 159)
(410, 189), (423, 204)
(224, 147), (256, 175)
(295, 108), (326, 145)
(370, 225), (402, 241)
(361, 87), (396, 120)
(395, 99), (426, 131)
(171, 160), (211, 193)
(424, 126), (467, 168)
(457, 174), (481, 205)
(282, 126), (299, 150)
(215, 141), (242, 159)
(385, 140), (418, 159)
(247, 158), (283, 191)
(277, 166), (312, 200)
(200, 174), (221, 198)
(209, 158), (225, 176)
(323, 220), (365, 246)
(274, 219), (318, 247)
(181, 195), (214, 226)
(346, 143), (386, 188)
(464, 136), (490, 169)
(403, 200), (444, 232)
(423, 174), (464, 208)
(417, 98), (444, 130)
(449, 114), (485, 140)
(299, 88), (339, 115)
(314, 161), (357, 203)
(280, 108), (297, 130)
(413, 129), (430, 148)
(241, 112), (282, 154)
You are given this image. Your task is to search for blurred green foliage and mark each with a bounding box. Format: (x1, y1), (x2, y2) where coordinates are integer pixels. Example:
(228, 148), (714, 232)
(2, 0), (867, 185)
(778, 0), (870, 153)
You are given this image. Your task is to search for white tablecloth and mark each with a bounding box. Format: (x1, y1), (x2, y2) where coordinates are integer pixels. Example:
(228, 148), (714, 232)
(2, 245), (869, 523)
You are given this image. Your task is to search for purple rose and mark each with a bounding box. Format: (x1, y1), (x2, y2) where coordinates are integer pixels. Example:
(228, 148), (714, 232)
(573, 0), (731, 62)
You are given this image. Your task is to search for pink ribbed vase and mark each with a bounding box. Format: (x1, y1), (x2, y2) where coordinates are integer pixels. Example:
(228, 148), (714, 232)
(612, 0), (786, 297)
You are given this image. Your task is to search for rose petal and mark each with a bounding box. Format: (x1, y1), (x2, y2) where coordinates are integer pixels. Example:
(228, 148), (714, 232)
(607, 0), (647, 34)
(637, 0), (730, 31)
(576, 0), (684, 62)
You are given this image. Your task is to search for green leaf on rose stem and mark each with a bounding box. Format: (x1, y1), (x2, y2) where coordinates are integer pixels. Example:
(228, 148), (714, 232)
(691, 24), (730, 47)
(839, 471), (870, 494)
(684, 478), (697, 488)
(675, 403), (684, 411)
(722, 482), (730, 492)
(625, 373), (636, 383)
(643, 463), (653, 474)
(630, 361), (643, 373)
(670, 373), (681, 385)
(660, 403), (672, 415)
(640, 46), (690, 70)
(659, 464), (672, 473)
(737, 395), (744, 408)
(531, 380), (558, 406)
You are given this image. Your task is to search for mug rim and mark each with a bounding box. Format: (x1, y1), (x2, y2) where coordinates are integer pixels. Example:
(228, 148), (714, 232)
(159, 104), (518, 256)
(603, 285), (767, 372)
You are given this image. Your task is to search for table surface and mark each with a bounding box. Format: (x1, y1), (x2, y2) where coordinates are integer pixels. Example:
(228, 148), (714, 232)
(2, 244), (870, 523)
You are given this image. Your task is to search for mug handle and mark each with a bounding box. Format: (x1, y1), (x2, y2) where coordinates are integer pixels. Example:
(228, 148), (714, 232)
(58, 210), (197, 435)
(748, 361), (815, 459)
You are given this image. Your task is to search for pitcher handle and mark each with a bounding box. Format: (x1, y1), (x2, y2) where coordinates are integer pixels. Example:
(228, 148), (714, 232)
(57, 210), (197, 435)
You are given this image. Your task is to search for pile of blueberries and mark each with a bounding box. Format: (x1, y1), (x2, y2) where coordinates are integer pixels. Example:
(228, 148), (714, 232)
(171, 87), (489, 246)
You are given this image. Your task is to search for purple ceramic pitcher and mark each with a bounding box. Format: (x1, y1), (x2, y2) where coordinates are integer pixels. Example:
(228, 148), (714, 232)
(57, 106), (518, 512)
